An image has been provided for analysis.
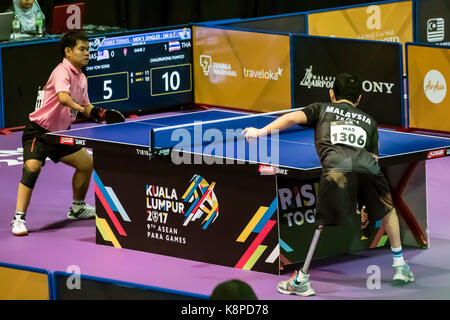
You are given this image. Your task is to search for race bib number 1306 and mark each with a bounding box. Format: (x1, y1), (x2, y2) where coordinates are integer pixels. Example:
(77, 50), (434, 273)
(330, 123), (367, 148)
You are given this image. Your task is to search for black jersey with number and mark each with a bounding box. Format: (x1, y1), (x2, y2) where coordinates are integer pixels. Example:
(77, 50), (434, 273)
(301, 102), (380, 174)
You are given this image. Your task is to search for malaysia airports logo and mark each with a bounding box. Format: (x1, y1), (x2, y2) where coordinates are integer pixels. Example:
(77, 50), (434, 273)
(427, 18), (445, 43)
(424, 69), (447, 104)
(299, 66), (395, 94)
(199, 55), (237, 77)
(300, 66), (335, 89)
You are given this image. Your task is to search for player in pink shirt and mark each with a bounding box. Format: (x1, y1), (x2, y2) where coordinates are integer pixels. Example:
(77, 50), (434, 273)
(11, 31), (107, 236)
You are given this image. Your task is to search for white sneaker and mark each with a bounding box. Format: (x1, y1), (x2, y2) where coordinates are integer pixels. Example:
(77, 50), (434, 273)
(11, 216), (28, 236)
(393, 263), (414, 285)
(277, 270), (316, 297)
(67, 203), (96, 220)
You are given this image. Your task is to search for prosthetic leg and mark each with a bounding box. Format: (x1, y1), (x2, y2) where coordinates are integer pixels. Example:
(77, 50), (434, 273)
(301, 225), (323, 274)
(278, 225), (323, 296)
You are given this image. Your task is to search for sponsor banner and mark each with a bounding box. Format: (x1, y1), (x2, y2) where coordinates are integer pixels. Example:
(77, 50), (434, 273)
(407, 44), (450, 131)
(307, 1), (412, 71)
(94, 146), (280, 274)
(308, 1), (413, 43)
(416, 0), (450, 46)
(193, 26), (291, 112)
(292, 36), (403, 127)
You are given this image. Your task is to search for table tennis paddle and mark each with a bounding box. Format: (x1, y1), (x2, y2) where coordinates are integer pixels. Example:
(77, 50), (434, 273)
(105, 109), (125, 124)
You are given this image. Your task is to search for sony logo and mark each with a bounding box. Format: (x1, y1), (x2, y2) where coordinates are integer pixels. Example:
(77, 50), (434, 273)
(362, 81), (395, 94)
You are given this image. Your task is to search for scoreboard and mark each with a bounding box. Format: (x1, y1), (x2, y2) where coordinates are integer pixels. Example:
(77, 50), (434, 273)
(86, 28), (193, 114)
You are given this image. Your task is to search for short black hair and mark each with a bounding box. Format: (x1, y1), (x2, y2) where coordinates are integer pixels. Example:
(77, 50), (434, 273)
(210, 279), (258, 300)
(333, 73), (362, 103)
(59, 31), (89, 58)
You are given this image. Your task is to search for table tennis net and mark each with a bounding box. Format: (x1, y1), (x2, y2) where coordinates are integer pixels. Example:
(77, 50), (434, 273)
(149, 109), (305, 151)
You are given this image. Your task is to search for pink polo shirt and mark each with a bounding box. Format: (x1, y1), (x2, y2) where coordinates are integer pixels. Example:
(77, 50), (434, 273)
(29, 58), (90, 132)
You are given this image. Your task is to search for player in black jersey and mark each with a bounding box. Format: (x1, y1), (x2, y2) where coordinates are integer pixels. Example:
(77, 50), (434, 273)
(243, 73), (414, 297)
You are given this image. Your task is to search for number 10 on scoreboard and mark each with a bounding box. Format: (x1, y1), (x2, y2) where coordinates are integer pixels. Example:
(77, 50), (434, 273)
(150, 64), (192, 96)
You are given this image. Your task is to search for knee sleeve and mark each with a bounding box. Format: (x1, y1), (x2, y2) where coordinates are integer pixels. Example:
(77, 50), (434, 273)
(20, 165), (41, 189)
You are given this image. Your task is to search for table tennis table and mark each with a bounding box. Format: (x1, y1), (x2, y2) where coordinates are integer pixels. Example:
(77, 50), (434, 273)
(46, 109), (450, 274)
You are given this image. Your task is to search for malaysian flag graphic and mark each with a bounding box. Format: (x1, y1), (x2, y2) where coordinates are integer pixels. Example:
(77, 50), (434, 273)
(168, 41), (181, 51)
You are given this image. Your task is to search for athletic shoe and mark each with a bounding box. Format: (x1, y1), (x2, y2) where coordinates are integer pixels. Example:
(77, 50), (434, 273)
(277, 270), (316, 296)
(11, 215), (28, 236)
(67, 203), (96, 220)
(393, 263), (414, 285)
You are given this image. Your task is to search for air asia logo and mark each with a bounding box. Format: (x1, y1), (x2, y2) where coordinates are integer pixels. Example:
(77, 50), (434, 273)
(199, 55), (237, 77)
(181, 175), (219, 229)
(243, 67), (283, 80)
(427, 149), (446, 159)
(424, 70), (447, 104)
(299, 66), (395, 93)
(427, 18), (445, 43)
(60, 137), (74, 145)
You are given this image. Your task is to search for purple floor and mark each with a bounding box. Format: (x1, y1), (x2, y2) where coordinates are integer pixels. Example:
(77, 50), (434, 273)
(1, 112), (450, 300)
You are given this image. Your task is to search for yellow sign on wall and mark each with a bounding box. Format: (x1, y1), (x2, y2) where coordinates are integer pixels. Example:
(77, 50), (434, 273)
(193, 26), (291, 112)
(308, 1), (413, 43)
(407, 44), (450, 132)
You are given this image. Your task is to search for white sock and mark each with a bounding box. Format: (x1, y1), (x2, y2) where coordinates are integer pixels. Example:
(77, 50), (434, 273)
(72, 200), (85, 212)
(391, 246), (405, 267)
(15, 210), (26, 220)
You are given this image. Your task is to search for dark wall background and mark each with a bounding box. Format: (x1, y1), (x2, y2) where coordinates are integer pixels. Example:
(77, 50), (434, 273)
(0, 0), (377, 30)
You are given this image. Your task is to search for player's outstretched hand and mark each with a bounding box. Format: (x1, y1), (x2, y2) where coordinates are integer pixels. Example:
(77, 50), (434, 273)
(242, 127), (260, 142)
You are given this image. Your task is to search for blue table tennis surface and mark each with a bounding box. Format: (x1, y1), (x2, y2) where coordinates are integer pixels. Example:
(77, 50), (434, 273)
(48, 109), (450, 170)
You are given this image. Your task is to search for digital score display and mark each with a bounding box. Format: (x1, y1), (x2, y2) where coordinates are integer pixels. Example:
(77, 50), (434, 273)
(86, 28), (193, 114)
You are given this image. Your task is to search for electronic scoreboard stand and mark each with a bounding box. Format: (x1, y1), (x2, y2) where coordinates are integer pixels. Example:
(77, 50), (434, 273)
(86, 27), (193, 115)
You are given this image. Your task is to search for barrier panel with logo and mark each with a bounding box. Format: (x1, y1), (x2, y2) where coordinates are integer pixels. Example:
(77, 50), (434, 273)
(93, 144), (280, 274)
(193, 26), (291, 112)
(90, 143), (429, 274)
(307, 0), (413, 43)
(406, 43), (450, 132)
(291, 35), (404, 127)
(307, 0), (412, 71)
(415, 0), (450, 46)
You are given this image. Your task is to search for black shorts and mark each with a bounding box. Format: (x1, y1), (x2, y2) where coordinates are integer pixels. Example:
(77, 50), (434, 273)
(22, 121), (82, 166)
(315, 171), (394, 227)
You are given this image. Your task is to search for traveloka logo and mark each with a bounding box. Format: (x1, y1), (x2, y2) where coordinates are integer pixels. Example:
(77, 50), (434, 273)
(424, 70), (447, 104)
(243, 67), (283, 80)
(199, 55), (237, 77)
